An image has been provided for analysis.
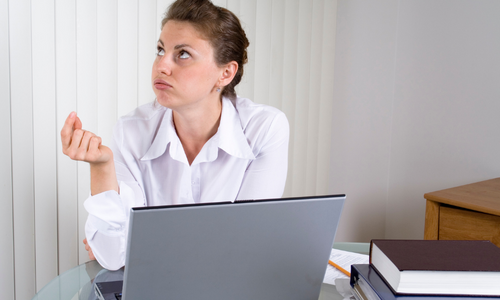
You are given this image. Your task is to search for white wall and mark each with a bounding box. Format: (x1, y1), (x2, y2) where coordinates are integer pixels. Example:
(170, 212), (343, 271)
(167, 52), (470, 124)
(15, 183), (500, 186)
(0, 1), (14, 300)
(386, 0), (500, 238)
(332, 0), (500, 242)
(0, 0), (337, 299)
(330, 0), (398, 242)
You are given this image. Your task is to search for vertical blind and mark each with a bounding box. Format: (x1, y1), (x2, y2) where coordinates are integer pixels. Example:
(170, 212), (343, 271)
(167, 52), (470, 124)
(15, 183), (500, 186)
(0, 0), (337, 299)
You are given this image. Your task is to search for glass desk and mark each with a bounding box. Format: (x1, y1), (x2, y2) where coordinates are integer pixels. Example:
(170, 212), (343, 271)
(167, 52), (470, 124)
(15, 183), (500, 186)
(32, 243), (369, 300)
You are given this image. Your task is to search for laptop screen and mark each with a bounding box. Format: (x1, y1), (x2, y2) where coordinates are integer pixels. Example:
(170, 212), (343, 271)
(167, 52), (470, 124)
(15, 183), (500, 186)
(122, 195), (345, 300)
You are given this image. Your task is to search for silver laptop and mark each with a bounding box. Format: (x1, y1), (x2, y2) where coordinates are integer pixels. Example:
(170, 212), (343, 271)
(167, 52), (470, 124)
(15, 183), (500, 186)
(95, 194), (345, 300)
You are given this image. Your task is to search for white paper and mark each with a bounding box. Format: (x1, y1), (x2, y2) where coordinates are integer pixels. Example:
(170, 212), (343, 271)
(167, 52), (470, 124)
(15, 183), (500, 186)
(323, 248), (369, 285)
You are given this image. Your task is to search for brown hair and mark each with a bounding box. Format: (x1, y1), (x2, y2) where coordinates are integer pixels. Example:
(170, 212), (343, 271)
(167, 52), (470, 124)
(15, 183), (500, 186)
(162, 0), (249, 100)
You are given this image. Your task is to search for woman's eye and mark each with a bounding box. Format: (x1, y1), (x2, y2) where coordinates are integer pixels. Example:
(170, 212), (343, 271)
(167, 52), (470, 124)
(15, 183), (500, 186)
(156, 47), (165, 56)
(178, 50), (190, 59)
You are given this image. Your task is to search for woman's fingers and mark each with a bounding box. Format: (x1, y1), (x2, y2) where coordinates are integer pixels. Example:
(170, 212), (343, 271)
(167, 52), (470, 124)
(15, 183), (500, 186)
(83, 238), (96, 260)
(89, 136), (101, 151)
(61, 112), (77, 150)
(61, 112), (111, 164)
(74, 115), (82, 131)
(76, 131), (96, 160)
(88, 136), (102, 159)
(61, 112), (83, 154)
(86, 136), (105, 162)
(66, 129), (84, 159)
(88, 248), (96, 260)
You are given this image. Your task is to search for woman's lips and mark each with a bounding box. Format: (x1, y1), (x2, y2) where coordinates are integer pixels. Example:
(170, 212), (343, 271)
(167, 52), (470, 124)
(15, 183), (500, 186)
(154, 79), (172, 90)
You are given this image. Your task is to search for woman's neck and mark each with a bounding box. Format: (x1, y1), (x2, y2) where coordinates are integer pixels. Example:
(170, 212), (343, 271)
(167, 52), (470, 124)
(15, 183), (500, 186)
(172, 96), (222, 165)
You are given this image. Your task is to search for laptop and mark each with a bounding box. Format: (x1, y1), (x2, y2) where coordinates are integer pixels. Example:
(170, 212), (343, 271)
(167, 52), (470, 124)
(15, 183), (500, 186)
(94, 194), (345, 300)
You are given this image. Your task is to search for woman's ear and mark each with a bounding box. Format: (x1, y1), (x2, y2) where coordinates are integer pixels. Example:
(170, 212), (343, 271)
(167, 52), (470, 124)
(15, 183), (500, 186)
(219, 61), (238, 87)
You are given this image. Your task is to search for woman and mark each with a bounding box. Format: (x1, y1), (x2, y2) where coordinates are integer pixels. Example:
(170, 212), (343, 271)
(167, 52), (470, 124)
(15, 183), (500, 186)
(61, 0), (289, 270)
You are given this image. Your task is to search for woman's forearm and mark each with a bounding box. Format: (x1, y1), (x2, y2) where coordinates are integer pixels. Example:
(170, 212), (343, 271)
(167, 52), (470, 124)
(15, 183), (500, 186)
(90, 158), (119, 195)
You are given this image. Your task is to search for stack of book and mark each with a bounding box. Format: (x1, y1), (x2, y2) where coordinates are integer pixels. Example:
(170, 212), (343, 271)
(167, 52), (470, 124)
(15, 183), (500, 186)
(350, 240), (500, 300)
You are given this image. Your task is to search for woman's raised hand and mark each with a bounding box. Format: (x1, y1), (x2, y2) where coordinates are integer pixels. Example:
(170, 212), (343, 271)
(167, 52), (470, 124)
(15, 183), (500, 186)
(61, 111), (118, 195)
(61, 112), (112, 164)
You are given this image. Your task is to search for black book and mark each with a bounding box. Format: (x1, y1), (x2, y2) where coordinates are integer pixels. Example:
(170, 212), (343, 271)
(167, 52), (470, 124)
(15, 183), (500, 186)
(369, 240), (500, 296)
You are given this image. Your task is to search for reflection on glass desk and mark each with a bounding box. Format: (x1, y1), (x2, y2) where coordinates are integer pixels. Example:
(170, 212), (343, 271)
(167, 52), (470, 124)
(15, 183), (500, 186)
(31, 242), (370, 300)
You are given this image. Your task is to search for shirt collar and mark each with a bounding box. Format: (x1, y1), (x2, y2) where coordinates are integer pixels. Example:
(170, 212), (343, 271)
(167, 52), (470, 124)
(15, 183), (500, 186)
(140, 97), (255, 163)
(140, 107), (179, 161)
(217, 97), (255, 160)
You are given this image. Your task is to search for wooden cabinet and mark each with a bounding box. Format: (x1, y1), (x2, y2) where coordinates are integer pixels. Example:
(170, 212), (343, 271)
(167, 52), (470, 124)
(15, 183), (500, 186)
(424, 178), (500, 247)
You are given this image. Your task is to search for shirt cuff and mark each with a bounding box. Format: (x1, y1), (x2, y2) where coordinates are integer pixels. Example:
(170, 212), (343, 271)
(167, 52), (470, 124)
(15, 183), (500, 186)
(84, 189), (127, 230)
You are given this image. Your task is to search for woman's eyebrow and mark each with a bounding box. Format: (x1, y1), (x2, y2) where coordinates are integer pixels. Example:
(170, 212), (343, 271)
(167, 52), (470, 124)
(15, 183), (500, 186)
(157, 41), (192, 50)
(174, 44), (192, 50)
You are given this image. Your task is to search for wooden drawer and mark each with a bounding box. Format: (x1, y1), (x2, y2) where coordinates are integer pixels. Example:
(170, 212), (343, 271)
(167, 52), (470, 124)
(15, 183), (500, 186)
(439, 205), (500, 247)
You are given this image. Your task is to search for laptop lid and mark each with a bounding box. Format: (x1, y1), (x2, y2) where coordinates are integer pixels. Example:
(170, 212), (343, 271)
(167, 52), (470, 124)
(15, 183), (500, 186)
(122, 195), (345, 300)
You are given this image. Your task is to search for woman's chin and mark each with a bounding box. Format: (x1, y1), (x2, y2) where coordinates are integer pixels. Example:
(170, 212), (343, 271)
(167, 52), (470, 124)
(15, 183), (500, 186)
(155, 94), (174, 107)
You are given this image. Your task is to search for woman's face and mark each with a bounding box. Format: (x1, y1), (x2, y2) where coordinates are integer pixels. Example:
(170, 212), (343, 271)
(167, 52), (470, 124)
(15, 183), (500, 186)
(152, 21), (222, 111)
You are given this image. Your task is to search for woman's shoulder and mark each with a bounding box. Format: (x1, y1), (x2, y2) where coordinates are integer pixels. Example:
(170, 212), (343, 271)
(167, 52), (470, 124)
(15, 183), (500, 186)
(231, 96), (289, 147)
(232, 96), (287, 128)
(112, 101), (169, 147)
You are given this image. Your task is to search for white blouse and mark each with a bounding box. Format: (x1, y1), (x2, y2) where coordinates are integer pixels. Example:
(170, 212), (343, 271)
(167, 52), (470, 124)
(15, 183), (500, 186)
(84, 96), (289, 270)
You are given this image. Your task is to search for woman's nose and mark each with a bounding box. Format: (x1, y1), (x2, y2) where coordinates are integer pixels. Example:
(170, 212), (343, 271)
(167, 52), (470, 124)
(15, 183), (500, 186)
(156, 55), (172, 76)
